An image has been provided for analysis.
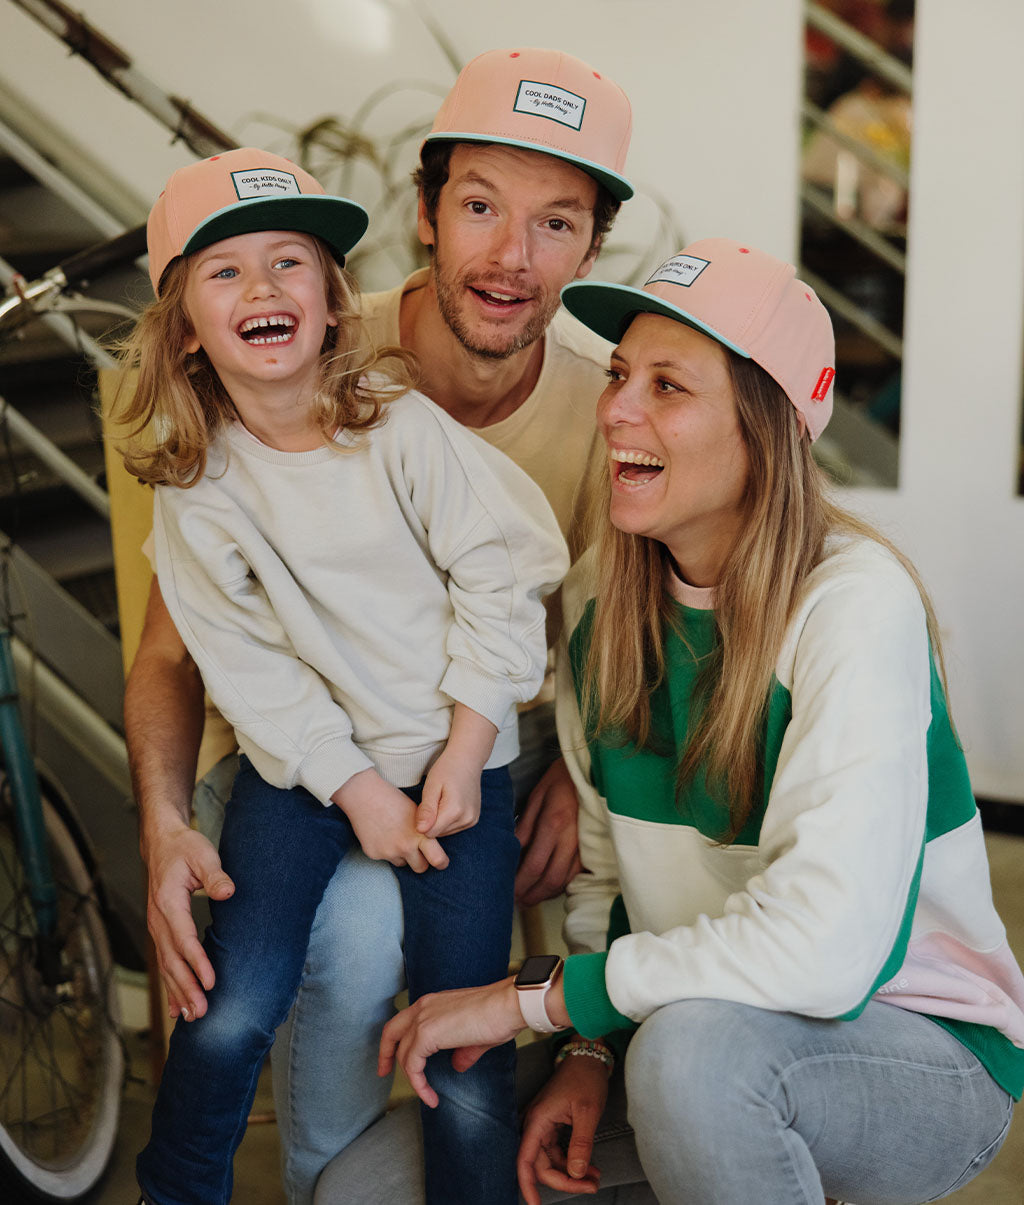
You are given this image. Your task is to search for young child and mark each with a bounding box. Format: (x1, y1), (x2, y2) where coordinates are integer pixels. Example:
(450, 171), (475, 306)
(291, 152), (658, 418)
(119, 148), (568, 1205)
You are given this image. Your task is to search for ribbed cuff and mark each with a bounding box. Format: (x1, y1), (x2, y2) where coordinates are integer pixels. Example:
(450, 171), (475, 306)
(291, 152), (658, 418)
(439, 659), (517, 730)
(297, 737), (374, 805)
(563, 951), (634, 1039)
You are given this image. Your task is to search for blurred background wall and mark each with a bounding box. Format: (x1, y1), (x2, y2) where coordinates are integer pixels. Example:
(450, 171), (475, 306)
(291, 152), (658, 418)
(2, 0), (1022, 802)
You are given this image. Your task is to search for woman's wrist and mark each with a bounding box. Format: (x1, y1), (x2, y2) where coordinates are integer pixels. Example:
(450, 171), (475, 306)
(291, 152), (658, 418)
(546, 976), (571, 1029)
(553, 1035), (615, 1076)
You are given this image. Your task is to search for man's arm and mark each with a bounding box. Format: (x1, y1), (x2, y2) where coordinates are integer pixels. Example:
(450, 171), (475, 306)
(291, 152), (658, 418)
(125, 578), (235, 1020)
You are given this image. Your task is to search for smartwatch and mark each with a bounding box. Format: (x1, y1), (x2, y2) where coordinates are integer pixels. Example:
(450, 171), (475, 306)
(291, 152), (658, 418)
(514, 954), (568, 1033)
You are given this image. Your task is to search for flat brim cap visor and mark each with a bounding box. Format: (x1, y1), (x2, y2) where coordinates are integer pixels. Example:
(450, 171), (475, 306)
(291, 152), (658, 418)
(147, 147), (368, 294)
(561, 239), (836, 441)
(424, 47), (633, 201)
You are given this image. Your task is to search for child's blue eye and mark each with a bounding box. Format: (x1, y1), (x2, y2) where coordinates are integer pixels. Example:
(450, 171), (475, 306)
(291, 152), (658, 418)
(274, 257), (300, 269)
(213, 267), (237, 279)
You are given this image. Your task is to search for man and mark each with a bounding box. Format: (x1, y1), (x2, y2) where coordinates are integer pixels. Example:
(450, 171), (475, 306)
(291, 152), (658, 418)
(127, 47), (635, 1204)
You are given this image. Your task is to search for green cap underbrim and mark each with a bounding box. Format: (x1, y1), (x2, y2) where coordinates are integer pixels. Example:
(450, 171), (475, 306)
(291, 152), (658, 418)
(560, 279), (751, 358)
(423, 132), (634, 202)
(181, 194), (369, 268)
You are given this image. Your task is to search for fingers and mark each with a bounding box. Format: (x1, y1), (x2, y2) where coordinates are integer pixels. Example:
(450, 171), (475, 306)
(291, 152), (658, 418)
(418, 835), (449, 871)
(450, 1042), (490, 1073)
(515, 820), (581, 906)
(378, 1010), (439, 1108)
(565, 1126), (599, 1181)
(514, 787), (541, 847)
(148, 899), (214, 1019)
(416, 778), (442, 834)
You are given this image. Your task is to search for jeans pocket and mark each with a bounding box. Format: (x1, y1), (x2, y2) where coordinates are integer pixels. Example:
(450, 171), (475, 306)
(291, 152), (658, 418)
(925, 1093), (1014, 1200)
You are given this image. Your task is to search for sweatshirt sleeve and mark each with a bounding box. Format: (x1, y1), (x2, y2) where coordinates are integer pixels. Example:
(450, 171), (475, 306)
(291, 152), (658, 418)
(395, 396), (570, 728)
(567, 546), (934, 1030)
(557, 552), (622, 957)
(152, 486), (373, 804)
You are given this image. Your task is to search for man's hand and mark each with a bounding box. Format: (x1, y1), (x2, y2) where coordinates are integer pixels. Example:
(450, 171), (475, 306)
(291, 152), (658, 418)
(515, 757), (582, 906)
(333, 768), (448, 871)
(378, 977), (525, 1108)
(517, 1055), (610, 1204)
(143, 821), (235, 1020)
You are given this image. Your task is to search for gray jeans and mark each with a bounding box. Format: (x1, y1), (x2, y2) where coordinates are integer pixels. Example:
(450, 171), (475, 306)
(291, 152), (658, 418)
(315, 999), (1014, 1205)
(313, 1039), (654, 1204)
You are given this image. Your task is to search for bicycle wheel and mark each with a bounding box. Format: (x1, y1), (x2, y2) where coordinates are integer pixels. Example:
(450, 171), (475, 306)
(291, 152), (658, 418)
(0, 788), (124, 1201)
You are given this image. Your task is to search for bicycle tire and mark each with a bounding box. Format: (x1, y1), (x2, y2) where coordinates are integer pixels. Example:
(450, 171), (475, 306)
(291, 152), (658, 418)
(0, 789), (124, 1201)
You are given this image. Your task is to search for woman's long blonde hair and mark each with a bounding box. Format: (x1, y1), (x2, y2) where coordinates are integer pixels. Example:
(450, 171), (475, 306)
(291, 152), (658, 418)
(112, 239), (415, 487)
(582, 350), (948, 840)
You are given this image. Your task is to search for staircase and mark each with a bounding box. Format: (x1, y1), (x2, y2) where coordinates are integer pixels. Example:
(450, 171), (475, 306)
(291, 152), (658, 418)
(0, 85), (148, 964)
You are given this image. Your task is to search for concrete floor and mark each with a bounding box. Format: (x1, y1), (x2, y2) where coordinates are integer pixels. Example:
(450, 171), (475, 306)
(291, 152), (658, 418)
(85, 831), (1024, 1204)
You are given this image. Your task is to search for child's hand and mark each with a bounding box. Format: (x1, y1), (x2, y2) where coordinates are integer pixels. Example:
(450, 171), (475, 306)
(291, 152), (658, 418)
(332, 769), (448, 872)
(416, 702), (499, 838)
(417, 751), (482, 838)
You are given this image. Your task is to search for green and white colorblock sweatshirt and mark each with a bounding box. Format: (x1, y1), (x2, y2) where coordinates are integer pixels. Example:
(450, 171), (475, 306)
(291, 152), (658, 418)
(557, 538), (1024, 1099)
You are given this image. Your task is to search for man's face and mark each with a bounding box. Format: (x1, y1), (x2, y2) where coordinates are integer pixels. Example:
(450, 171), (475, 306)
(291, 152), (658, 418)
(419, 143), (599, 360)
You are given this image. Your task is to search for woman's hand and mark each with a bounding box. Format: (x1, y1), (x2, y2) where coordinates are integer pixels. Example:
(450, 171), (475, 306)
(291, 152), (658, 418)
(518, 1056), (610, 1204)
(378, 977), (525, 1107)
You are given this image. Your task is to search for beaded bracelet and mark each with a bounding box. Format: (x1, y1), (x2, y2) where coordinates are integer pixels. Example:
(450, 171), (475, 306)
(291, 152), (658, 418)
(553, 1037), (615, 1076)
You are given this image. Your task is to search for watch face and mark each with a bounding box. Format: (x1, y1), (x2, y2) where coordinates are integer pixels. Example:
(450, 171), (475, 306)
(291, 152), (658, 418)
(516, 954), (561, 987)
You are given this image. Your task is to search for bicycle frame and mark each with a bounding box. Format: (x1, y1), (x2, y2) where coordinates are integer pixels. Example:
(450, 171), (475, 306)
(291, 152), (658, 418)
(0, 625), (58, 939)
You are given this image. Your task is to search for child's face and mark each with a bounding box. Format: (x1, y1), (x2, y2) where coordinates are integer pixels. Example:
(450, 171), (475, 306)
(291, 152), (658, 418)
(182, 230), (336, 398)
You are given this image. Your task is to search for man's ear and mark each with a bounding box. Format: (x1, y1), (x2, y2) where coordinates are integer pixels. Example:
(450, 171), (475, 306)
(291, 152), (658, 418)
(416, 194), (436, 251)
(573, 242), (600, 281)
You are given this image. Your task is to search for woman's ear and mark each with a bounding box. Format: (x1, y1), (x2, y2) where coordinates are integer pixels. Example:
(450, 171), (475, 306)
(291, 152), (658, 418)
(183, 329), (201, 354)
(326, 310), (339, 328)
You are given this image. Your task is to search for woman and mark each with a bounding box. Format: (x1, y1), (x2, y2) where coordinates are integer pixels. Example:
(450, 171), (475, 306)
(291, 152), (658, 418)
(379, 239), (1024, 1205)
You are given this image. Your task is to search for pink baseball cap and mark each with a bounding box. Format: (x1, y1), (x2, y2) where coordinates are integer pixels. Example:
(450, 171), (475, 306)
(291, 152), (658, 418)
(424, 48), (633, 201)
(146, 148), (368, 294)
(561, 239), (836, 440)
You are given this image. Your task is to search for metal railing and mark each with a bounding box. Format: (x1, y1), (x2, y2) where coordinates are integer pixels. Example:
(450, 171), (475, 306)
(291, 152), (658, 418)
(802, 1), (912, 484)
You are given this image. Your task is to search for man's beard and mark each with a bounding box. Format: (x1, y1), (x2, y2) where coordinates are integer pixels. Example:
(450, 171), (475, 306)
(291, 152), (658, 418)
(431, 258), (559, 361)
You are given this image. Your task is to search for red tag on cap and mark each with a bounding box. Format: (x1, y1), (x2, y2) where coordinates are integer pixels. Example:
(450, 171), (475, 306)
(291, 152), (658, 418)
(811, 367), (835, 402)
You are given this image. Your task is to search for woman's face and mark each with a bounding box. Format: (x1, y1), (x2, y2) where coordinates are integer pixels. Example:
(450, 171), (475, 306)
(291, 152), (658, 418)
(598, 312), (750, 587)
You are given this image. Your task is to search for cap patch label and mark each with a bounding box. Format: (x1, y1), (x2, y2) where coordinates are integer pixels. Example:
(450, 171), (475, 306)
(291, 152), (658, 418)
(231, 168), (301, 199)
(811, 366), (835, 401)
(514, 81), (586, 130)
(646, 255), (710, 288)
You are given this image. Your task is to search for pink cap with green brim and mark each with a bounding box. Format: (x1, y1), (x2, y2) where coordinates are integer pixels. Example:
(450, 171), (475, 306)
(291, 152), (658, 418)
(424, 48), (633, 202)
(146, 148), (368, 294)
(561, 239), (836, 441)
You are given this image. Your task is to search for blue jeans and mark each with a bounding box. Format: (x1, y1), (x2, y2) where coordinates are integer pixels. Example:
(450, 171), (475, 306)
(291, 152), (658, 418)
(195, 754), (405, 1204)
(626, 998), (1014, 1204)
(137, 758), (520, 1205)
(314, 1038), (656, 1205)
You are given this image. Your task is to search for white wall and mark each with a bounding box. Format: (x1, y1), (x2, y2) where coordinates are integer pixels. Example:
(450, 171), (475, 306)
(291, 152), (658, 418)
(0, 0), (803, 282)
(3, 0), (1022, 799)
(843, 0), (1024, 800)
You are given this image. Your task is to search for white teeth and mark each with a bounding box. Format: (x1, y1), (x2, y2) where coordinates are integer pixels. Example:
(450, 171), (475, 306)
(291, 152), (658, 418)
(239, 314), (296, 333)
(483, 291), (518, 302)
(611, 449), (665, 468)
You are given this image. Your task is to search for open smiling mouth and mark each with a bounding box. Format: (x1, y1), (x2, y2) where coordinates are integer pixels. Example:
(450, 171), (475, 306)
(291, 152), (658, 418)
(469, 287), (530, 308)
(611, 448), (665, 486)
(238, 314), (296, 345)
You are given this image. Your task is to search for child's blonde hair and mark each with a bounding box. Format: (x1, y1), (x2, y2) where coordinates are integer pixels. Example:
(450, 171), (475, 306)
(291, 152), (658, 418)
(113, 238), (415, 488)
